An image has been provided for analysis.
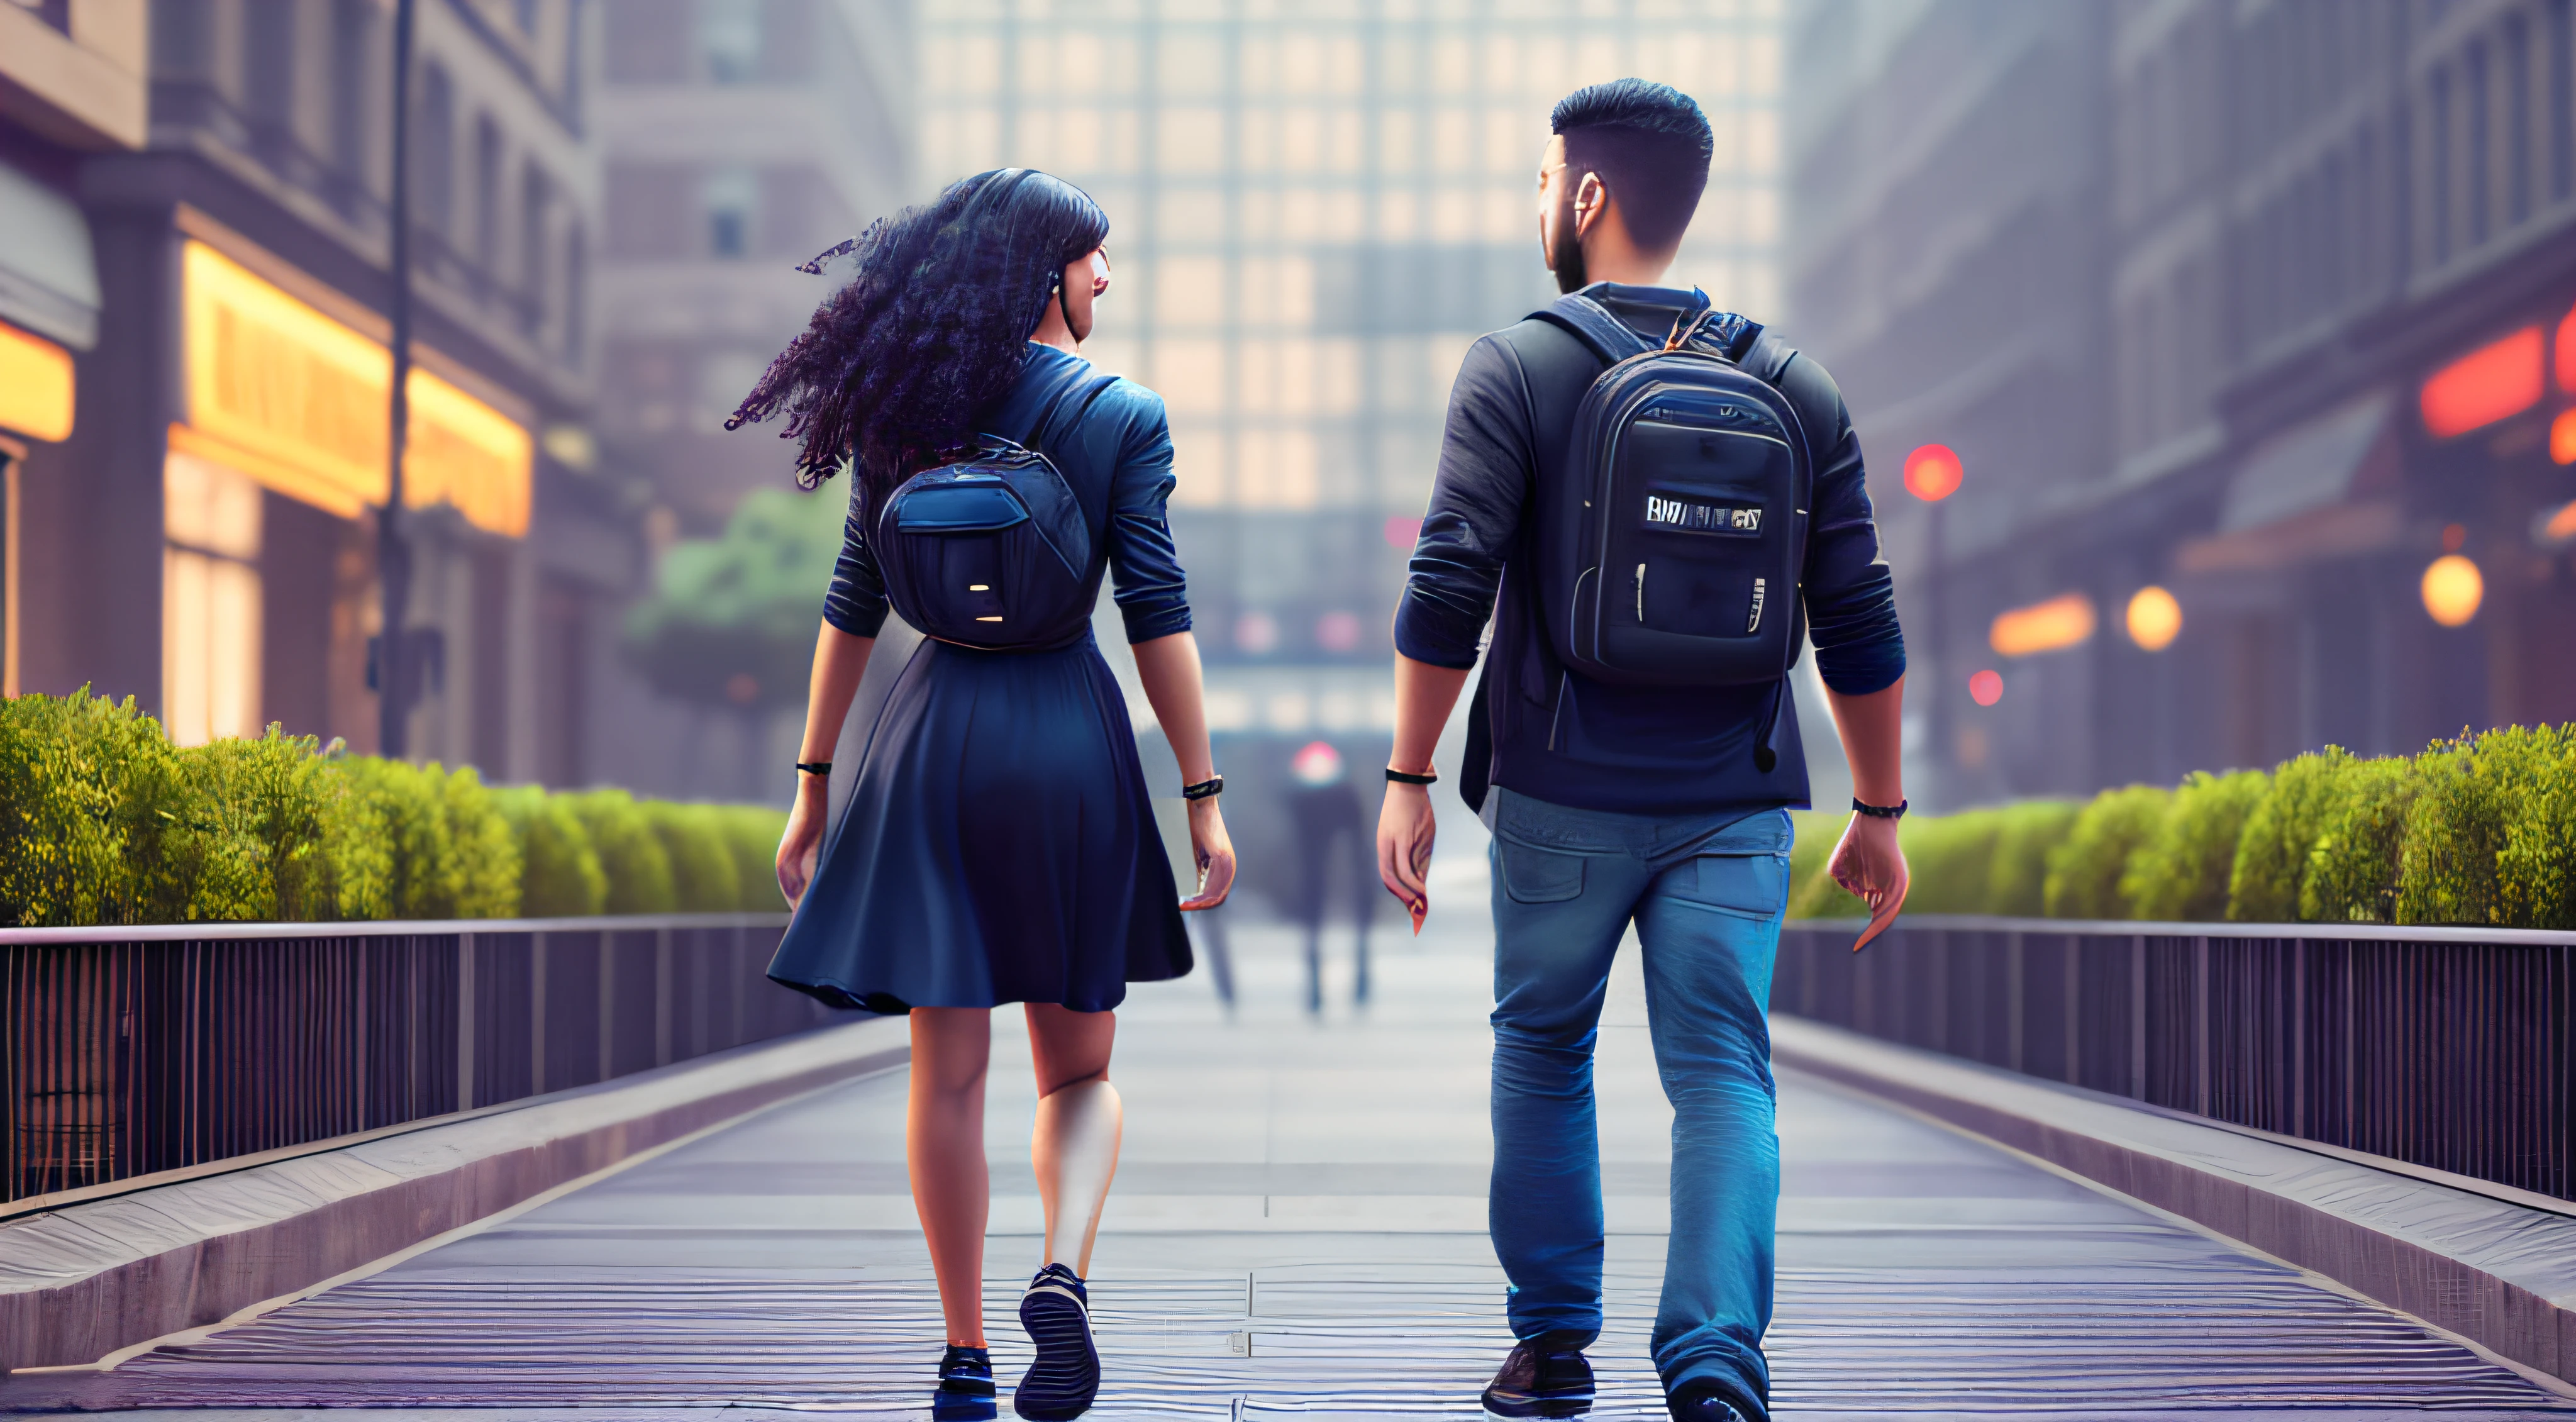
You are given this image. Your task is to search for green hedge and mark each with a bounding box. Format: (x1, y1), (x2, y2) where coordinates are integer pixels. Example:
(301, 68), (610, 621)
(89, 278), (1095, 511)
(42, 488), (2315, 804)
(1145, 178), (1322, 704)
(1787, 722), (2576, 928)
(0, 690), (791, 927)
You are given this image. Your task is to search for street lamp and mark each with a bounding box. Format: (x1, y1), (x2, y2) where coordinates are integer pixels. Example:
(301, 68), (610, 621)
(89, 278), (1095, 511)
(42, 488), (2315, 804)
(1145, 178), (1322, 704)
(1903, 443), (1961, 797)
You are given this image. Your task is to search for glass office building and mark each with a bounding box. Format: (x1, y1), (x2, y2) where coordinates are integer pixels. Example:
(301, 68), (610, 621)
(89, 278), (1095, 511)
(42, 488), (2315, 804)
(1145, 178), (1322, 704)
(921, 1), (1781, 734)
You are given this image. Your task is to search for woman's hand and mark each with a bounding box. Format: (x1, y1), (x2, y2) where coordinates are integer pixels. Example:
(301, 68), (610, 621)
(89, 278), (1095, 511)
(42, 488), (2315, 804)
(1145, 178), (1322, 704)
(776, 776), (829, 906)
(1180, 797), (1235, 909)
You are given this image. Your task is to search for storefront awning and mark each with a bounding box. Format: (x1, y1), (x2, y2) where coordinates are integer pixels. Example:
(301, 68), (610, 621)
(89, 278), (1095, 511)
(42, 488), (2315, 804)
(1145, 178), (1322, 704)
(2178, 393), (2402, 575)
(0, 160), (101, 350)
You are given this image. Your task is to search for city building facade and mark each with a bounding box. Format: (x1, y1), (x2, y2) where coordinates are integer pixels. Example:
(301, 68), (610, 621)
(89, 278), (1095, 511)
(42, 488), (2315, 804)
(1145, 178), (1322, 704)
(0, 0), (149, 701)
(20, 0), (603, 782)
(589, 0), (911, 801)
(918, 1), (1784, 738)
(1788, 0), (2576, 807)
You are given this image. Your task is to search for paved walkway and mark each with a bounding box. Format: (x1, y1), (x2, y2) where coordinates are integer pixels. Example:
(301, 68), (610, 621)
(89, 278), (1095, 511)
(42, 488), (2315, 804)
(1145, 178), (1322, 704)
(13, 903), (2573, 1419)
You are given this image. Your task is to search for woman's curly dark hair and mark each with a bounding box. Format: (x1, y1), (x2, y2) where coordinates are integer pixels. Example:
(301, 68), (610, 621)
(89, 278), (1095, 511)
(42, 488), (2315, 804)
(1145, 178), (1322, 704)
(724, 169), (1111, 497)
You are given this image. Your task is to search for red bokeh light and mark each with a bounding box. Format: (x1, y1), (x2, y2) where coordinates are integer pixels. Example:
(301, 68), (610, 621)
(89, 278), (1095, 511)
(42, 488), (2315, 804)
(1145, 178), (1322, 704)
(2557, 302), (2576, 394)
(1968, 669), (2004, 706)
(2421, 327), (2543, 438)
(1384, 515), (1423, 549)
(1902, 443), (1962, 502)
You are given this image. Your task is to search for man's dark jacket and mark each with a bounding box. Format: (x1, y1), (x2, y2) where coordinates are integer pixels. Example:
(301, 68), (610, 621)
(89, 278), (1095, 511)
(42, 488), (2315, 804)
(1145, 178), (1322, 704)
(1393, 282), (1906, 818)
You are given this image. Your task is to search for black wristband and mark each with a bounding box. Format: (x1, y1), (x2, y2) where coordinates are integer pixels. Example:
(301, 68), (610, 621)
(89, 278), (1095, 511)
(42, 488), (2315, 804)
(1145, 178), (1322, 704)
(1852, 797), (1907, 818)
(1385, 767), (1438, 786)
(1181, 775), (1224, 801)
(796, 761), (833, 777)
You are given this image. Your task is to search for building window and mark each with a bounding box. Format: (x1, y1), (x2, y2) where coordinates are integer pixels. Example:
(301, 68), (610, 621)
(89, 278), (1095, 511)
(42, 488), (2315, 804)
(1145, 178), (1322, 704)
(330, 0), (372, 185)
(703, 165), (757, 258)
(521, 164), (552, 336)
(417, 63), (454, 237)
(474, 114), (504, 269)
(163, 455), (264, 748)
(243, 0), (297, 140)
(2429, 65), (2452, 265)
(2467, 40), (2490, 247)
(698, 0), (762, 84)
(2551, 0), (2573, 203)
(2508, 14), (2533, 226)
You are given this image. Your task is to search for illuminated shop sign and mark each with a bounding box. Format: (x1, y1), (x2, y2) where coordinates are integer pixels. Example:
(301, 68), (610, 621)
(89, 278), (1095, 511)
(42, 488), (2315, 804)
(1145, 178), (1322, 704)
(0, 319), (74, 443)
(175, 242), (531, 537)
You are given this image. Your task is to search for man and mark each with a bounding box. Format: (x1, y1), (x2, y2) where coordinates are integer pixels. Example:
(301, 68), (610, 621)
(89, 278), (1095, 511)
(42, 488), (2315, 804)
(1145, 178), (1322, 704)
(1377, 80), (1911, 1422)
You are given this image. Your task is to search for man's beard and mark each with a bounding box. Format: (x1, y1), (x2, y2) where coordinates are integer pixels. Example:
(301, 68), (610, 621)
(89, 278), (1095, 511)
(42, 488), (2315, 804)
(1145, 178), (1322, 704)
(1548, 199), (1587, 295)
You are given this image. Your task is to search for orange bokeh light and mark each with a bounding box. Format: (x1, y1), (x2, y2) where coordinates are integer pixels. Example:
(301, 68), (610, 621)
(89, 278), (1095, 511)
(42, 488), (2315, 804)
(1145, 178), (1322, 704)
(2421, 555), (2484, 627)
(1968, 669), (2004, 706)
(2421, 327), (2544, 438)
(2124, 586), (2182, 651)
(1989, 592), (2098, 657)
(2553, 408), (2576, 465)
(1903, 443), (1962, 502)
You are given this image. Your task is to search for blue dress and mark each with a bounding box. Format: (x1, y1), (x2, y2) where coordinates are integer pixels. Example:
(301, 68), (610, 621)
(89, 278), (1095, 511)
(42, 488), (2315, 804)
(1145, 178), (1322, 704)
(769, 347), (1196, 1014)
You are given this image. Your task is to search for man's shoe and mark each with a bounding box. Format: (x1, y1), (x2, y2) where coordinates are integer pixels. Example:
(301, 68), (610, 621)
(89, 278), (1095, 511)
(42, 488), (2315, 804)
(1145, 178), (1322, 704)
(1481, 1333), (1595, 1419)
(1665, 1380), (1765, 1422)
(1013, 1264), (1100, 1421)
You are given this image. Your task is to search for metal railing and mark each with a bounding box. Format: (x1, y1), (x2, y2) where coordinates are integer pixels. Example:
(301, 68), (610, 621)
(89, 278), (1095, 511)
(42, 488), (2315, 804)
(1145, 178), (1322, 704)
(1774, 916), (2575, 1202)
(1, 914), (828, 1209)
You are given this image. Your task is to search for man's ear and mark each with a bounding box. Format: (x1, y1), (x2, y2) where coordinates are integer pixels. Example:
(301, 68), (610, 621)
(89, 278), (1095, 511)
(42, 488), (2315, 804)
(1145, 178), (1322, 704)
(1574, 171), (1608, 237)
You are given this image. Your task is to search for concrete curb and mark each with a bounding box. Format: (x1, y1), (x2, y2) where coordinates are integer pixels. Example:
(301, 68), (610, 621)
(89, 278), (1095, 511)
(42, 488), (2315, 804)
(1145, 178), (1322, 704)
(1771, 1014), (2576, 1385)
(0, 1018), (908, 1371)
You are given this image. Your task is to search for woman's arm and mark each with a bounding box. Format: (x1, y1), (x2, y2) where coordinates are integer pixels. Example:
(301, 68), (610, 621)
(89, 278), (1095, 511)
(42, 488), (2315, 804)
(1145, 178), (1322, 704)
(1130, 630), (1235, 909)
(777, 621), (874, 904)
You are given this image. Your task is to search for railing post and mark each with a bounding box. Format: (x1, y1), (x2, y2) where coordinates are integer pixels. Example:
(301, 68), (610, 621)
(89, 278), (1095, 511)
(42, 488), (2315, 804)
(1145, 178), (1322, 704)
(530, 931), (548, 1096)
(2129, 934), (2146, 1101)
(655, 928), (674, 1069)
(597, 932), (617, 1084)
(2006, 930), (2025, 1074)
(2062, 936), (2081, 1086)
(456, 932), (475, 1112)
(2289, 936), (2306, 1139)
(2195, 934), (2211, 1118)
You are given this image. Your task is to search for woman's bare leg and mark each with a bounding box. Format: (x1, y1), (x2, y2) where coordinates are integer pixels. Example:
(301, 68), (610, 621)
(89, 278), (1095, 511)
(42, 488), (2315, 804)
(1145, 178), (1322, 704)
(1025, 1004), (1121, 1276)
(909, 1007), (993, 1346)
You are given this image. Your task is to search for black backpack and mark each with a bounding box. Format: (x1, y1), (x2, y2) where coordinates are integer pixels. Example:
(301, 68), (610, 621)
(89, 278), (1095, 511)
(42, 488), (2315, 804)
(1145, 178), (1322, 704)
(1530, 292), (1813, 691)
(870, 372), (1116, 652)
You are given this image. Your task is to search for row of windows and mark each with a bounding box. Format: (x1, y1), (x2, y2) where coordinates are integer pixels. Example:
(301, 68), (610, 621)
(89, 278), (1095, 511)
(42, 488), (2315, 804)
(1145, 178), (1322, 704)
(2423, 0), (2576, 266)
(927, 25), (1779, 102)
(924, 100), (1777, 181)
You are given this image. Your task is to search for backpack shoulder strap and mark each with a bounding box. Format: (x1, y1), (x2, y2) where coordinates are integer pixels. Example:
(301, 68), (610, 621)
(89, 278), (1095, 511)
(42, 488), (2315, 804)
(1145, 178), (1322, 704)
(1018, 368), (1119, 461)
(1526, 293), (1656, 365)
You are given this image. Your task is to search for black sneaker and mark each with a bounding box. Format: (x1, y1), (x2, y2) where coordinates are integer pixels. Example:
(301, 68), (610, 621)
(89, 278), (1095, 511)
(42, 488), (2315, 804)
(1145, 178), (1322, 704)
(933, 1345), (997, 1422)
(1665, 1379), (1765, 1422)
(1014, 1264), (1100, 1421)
(939, 1344), (996, 1396)
(1481, 1333), (1595, 1419)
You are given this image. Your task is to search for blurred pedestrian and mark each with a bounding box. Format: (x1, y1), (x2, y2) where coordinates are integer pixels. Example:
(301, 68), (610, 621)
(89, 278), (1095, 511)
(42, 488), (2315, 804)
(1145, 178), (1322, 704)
(1379, 82), (1911, 1422)
(1284, 739), (1375, 1012)
(739, 167), (1237, 1422)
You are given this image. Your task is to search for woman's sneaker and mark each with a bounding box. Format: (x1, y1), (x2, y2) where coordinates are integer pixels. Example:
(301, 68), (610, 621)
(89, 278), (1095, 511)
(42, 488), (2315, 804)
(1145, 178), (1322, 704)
(933, 1345), (997, 1421)
(1013, 1264), (1100, 1421)
(1481, 1333), (1595, 1419)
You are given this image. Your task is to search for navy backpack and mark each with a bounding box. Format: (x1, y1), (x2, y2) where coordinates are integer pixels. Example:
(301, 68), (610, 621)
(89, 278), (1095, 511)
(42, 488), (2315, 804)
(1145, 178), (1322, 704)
(870, 372), (1117, 651)
(1530, 291), (1813, 691)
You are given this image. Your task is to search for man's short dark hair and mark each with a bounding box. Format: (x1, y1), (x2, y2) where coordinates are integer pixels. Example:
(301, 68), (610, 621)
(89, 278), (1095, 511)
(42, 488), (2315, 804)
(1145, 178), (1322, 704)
(1550, 79), (1714, 252)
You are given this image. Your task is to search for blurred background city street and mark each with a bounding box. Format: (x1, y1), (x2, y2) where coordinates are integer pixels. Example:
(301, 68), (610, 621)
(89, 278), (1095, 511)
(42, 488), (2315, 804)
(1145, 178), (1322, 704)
(4, 0), (2575, 908)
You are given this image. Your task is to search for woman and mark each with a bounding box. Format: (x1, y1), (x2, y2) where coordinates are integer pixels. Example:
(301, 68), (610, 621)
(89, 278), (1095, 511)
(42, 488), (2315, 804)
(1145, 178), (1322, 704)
(729, 168), (1235, 1421)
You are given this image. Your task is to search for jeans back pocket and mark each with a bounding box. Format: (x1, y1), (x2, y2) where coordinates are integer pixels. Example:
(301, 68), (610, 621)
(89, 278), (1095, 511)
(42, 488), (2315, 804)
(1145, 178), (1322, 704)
(1498, 838), (1588, 904)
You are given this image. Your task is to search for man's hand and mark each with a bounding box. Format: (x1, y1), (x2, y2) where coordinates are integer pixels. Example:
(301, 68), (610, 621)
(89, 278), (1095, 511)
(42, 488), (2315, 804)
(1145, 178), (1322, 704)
(1828, 811), (1908, 951)
(1376, 782), (1436, 933)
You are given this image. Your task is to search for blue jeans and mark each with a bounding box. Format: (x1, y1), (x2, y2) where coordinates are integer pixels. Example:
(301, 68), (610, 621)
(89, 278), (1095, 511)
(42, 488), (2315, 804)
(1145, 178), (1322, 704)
(1485, 787), (1790, 1416)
